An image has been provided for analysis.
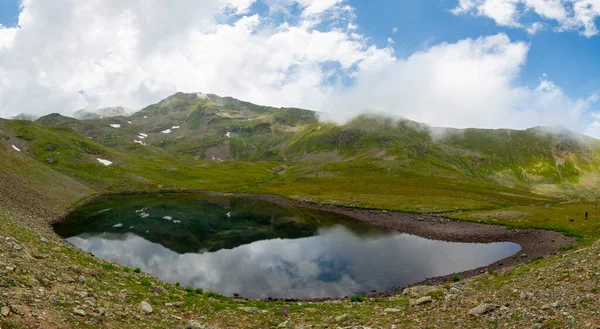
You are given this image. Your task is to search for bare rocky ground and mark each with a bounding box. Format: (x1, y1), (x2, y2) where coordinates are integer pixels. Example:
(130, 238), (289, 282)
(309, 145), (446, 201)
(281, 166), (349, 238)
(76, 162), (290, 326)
(2, 203), (600, 329)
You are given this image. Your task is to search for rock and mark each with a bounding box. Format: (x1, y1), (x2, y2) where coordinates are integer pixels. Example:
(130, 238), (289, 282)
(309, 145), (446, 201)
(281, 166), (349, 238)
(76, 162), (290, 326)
(1, 306), (9, 317)
(409, 296), (432, 306)
(138, 301), (153, 315)
(185, 320), (214, 329)
(277, 320), (295, 328)
(40, 237), (49, 243)
(10, 305), (24, 316)
(541, 304), (551, 310)
(74, 291), (88, 298)
(384, 308), (402, 313)
(449, 287), (462, 295)
(72, 308), (86, 316)
(520, 291), (534, 300)
(33, 253), (49, 259)
(551, 300), (567, 308)
(468, 303), (497, 317)
(444, 294), (456, 302)
(238, 307), (259, 314)
(335, 313), (353, 324)
(12, 244), (22, 251)
(531, 324), (543, 329)
(26, 277), (39, 287)
(63, 275), (75, 283)
(403, 285), (443, 298)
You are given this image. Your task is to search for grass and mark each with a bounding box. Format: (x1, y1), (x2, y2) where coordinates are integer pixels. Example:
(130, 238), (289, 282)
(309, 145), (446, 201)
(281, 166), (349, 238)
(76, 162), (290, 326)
(449, 202), (600, 243)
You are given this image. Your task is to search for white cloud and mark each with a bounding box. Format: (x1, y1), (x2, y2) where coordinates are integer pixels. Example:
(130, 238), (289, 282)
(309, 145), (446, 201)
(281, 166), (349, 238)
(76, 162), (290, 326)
(452, 0), (600, 37)
(452, 0), (522, 27)
(0, 1), (598, 139)
(323, 34), (600, 138)
(526, 21), (546, 34)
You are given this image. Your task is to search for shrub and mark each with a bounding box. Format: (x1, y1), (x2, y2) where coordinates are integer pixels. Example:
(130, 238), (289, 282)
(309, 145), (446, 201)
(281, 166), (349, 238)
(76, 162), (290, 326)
(452, 275), (461, 282)
(134, 268), (141, 273)
(206, 291), (222, 298)
(558, 245), (575, 253)
(141, 279), (151, 287)
(350, 295), (365, 303)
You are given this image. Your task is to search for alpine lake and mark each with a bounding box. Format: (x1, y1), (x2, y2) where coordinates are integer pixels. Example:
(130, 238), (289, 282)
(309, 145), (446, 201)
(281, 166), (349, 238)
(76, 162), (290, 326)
(53, 193), (521, 299)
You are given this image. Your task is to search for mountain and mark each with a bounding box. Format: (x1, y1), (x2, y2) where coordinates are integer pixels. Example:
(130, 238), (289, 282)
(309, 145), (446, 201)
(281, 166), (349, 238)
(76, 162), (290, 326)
(28, 92), (600, 201)
(9, 113), (40, 121)
(72, 106), (133, 120)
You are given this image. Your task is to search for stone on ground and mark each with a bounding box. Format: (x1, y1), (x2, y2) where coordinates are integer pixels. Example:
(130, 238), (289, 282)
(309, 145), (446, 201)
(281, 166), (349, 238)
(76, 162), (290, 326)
(138, 301), (153, 315)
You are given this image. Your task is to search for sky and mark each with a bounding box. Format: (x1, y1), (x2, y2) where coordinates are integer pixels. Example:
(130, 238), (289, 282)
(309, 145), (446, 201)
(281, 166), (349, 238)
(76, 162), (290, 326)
(0, 0), (600, 137)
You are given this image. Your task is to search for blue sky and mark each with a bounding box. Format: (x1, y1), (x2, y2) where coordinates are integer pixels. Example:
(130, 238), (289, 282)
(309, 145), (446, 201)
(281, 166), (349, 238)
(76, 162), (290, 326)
(1, 0), (597, 97)
(0, 0), (599, 136)
(350, 0), (600, 99)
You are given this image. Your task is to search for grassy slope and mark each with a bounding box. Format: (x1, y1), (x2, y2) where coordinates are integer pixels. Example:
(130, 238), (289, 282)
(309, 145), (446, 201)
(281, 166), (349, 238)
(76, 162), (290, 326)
(3, 111), (600, 327)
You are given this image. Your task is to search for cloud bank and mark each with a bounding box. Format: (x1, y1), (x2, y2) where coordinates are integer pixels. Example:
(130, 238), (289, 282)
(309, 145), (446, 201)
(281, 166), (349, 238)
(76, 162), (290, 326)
(0, 0), (598, 137)
(453, 0), (600, 37)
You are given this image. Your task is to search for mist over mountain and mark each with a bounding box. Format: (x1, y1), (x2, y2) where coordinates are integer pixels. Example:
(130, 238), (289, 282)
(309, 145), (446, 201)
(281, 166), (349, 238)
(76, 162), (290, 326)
(72, 107), (135, 120)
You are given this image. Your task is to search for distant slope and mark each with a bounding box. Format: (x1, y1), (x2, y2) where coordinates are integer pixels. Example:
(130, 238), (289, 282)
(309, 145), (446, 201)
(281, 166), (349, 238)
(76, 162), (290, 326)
(25, 92), (600, 200)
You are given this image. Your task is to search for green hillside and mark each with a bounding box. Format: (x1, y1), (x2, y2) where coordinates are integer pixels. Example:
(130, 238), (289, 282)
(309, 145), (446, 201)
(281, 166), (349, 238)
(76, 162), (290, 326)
(3, 92), (600, 329)
(25, 92), (600, 203)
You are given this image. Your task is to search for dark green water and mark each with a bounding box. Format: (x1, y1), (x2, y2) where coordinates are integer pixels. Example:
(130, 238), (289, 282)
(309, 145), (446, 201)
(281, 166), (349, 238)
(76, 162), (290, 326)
(53, 193), (521, 299)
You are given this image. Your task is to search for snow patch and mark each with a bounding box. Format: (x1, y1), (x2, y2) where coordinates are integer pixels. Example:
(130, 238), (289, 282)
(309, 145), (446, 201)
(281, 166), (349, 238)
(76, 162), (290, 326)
(134, 140), (146, 146)
(173, 220), (181, 224)
(163, 216), (173, 220)
(112, 223), (123, 228)
(226, 212), (231, 218)
(172, 126), (180, 129)
(161, 129), (172, 134)
(110, 124), (121, 128)
(225, 132), (231, 138)
(96, 158), (113, 166)
(127, 121), (132, 124)
(11, 145), (20, 152)
(143, 116), (148, 119)
(140, 213), (150, 218)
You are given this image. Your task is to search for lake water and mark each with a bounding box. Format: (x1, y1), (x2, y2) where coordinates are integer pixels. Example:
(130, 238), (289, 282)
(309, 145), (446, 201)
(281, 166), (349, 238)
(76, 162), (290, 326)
(53, 193), (521, 299)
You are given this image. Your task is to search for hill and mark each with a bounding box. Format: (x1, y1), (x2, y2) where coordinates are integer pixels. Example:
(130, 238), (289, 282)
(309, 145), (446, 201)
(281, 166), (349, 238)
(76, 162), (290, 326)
(2, 93), (600, 328)
(30, 92), (600, 201)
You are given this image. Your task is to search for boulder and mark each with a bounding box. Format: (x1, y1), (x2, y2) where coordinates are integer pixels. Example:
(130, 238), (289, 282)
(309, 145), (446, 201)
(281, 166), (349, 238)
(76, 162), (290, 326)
(468, 303), (497, 317)
(138, 301), (153, 315)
